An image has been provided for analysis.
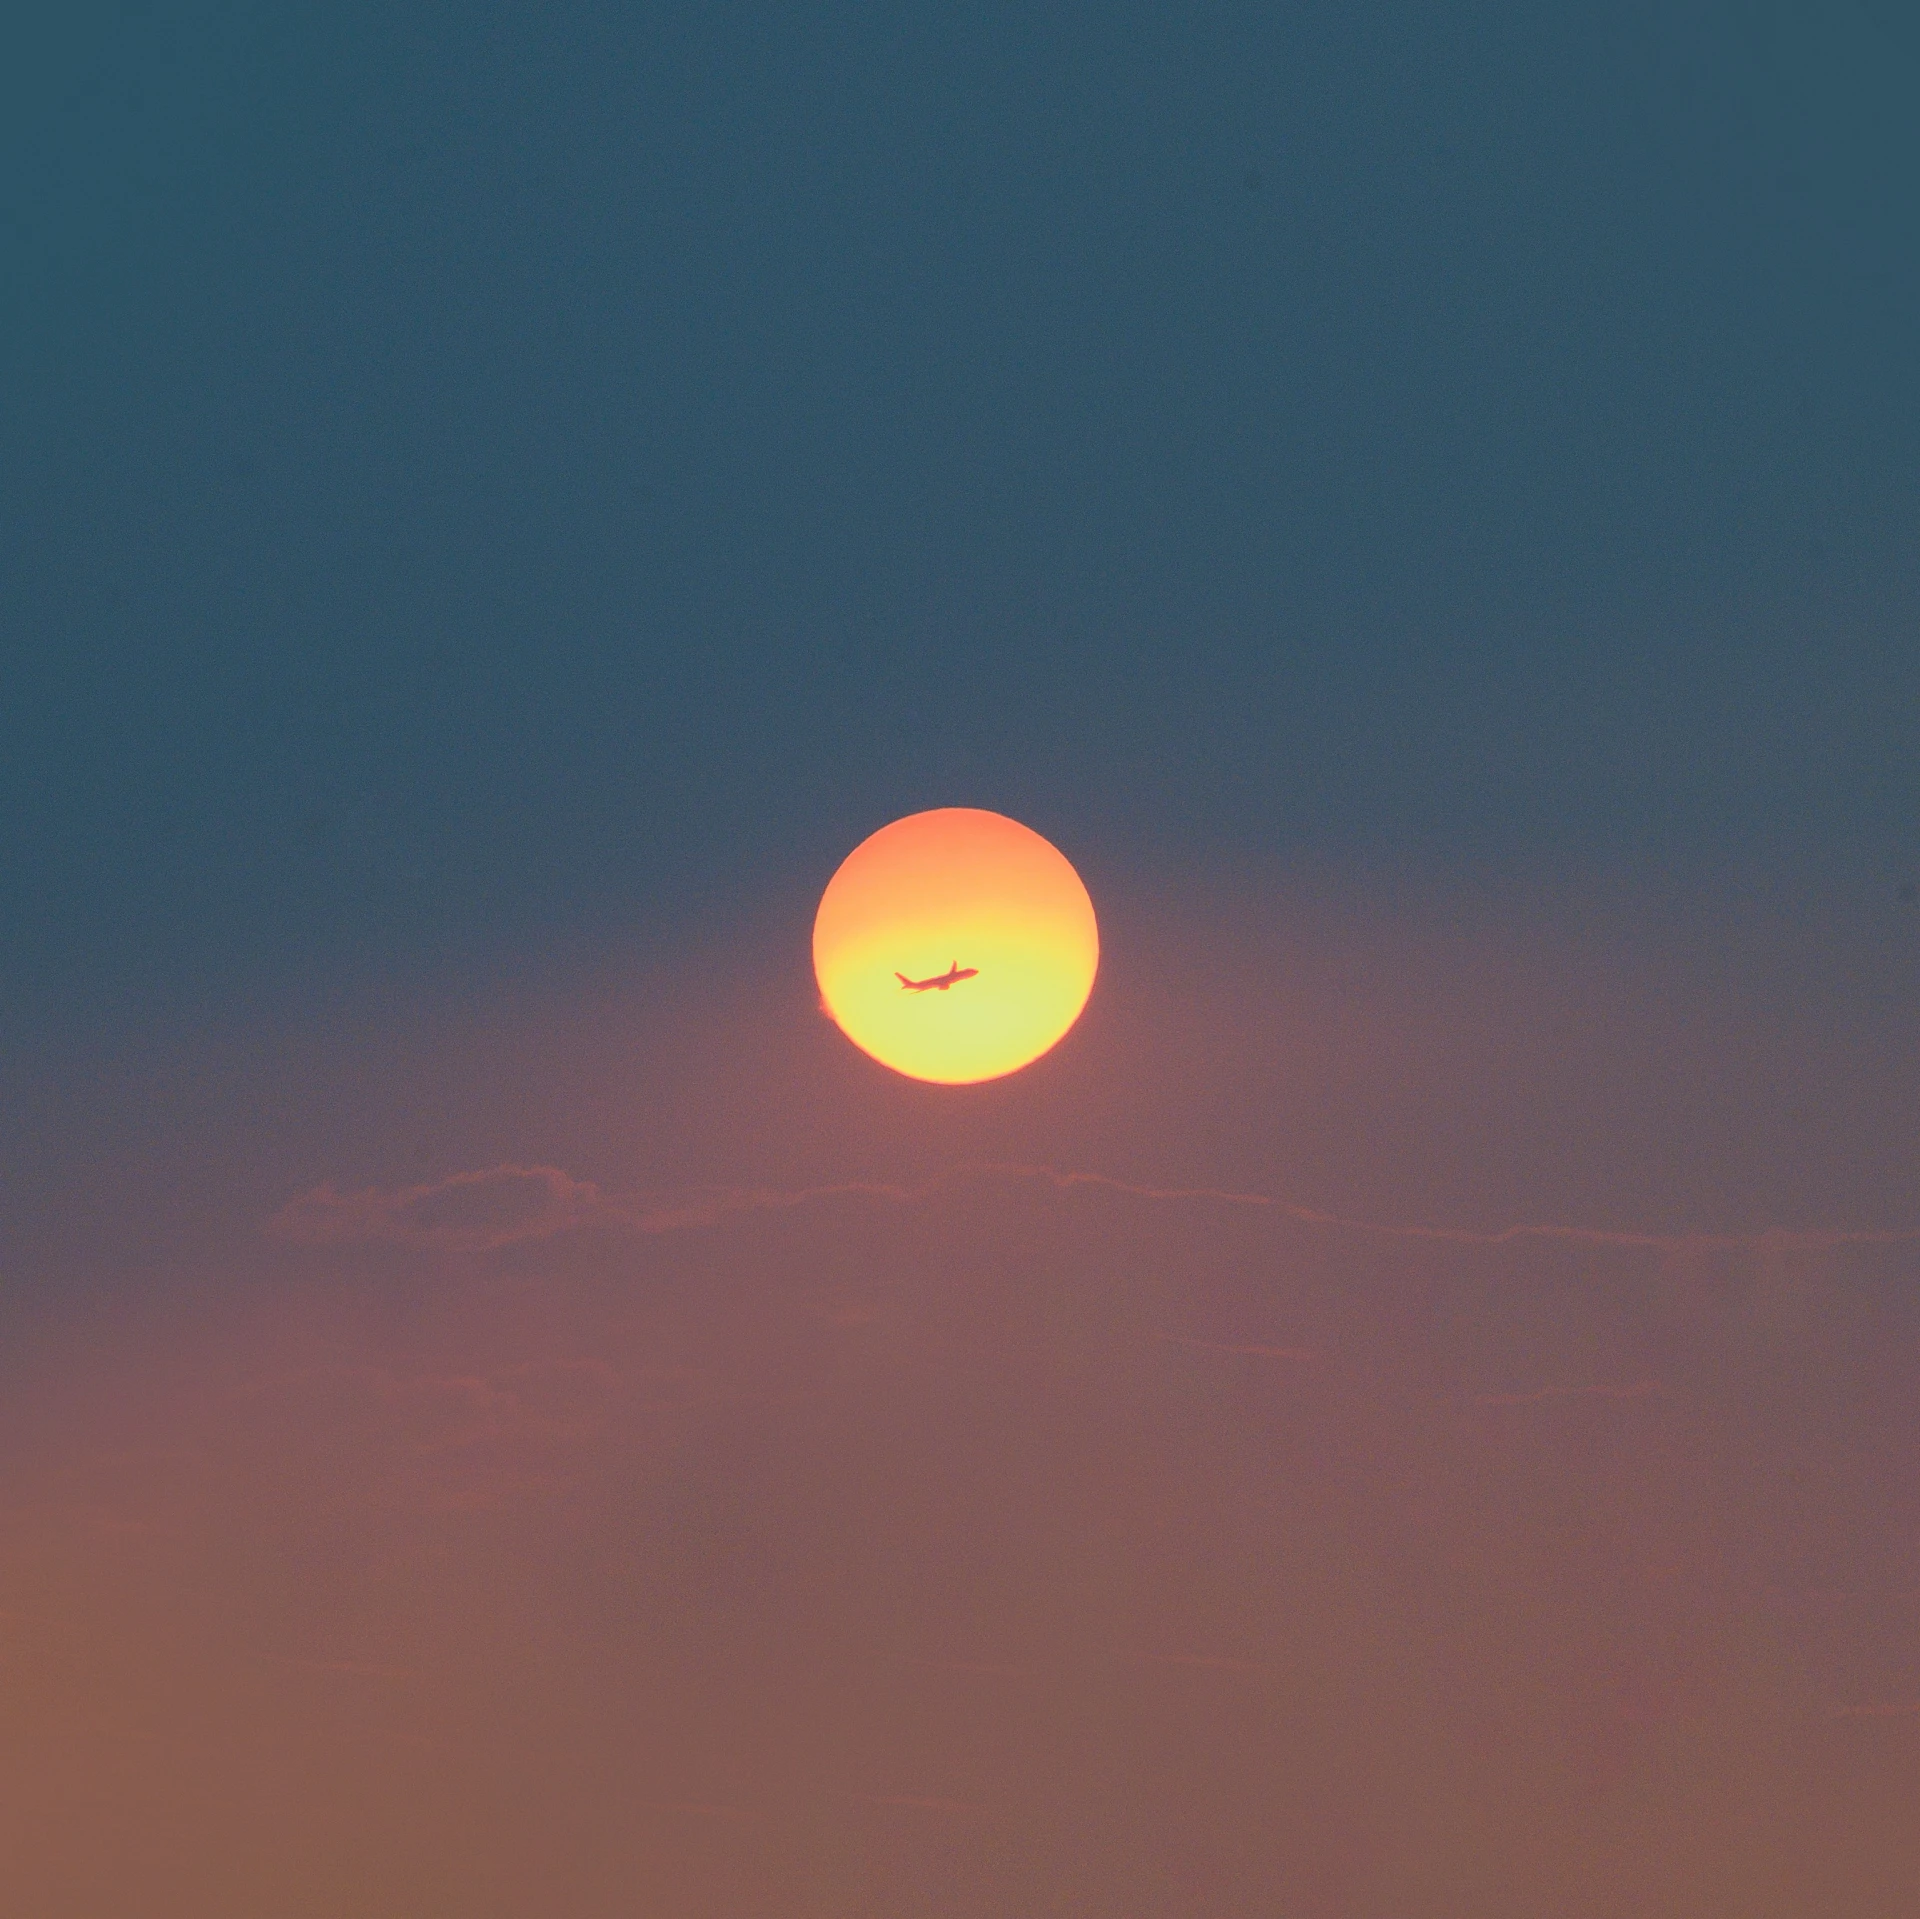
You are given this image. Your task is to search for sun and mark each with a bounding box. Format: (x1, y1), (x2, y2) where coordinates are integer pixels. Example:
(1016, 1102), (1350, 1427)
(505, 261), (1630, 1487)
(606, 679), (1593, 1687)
(813, 809), (1099, 1084)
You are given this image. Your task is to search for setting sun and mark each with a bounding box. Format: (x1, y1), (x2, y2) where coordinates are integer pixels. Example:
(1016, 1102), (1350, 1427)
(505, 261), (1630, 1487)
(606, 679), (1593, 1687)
(813, 809), (1099, 1084)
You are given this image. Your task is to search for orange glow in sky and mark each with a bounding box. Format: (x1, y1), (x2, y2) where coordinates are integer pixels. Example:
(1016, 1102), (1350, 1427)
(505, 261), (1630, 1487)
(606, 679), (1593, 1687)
(813, 808), (1099, 1084)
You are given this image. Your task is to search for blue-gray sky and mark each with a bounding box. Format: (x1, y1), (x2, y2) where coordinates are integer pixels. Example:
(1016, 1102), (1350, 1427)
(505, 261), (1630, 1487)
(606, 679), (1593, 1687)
(6, 0), (1919, 1015)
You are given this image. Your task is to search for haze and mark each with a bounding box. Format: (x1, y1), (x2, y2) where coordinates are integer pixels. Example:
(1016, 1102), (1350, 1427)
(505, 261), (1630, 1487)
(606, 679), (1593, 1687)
(4, 2), (1918, 1912)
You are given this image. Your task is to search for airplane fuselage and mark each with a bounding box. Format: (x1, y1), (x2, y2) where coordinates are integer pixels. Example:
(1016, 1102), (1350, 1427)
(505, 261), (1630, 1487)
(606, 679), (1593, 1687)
(896, 963), (978, 992)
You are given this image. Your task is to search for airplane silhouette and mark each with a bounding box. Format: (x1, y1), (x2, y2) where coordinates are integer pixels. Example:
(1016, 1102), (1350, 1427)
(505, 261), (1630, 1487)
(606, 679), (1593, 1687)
(895, 962), (978, 993)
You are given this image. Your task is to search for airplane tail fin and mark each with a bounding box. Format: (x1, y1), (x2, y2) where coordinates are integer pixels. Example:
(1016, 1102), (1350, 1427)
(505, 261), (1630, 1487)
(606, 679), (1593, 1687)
(895, 972), (912, 987)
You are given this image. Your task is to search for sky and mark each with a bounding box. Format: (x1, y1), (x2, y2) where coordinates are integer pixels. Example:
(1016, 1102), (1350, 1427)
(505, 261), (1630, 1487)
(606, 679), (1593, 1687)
(5, 0), (1920, 1011)
(4, 3), (1919, 1913)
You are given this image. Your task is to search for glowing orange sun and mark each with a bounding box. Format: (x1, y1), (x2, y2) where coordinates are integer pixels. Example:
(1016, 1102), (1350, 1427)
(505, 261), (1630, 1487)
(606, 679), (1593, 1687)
(813, 808), (1099, 1084)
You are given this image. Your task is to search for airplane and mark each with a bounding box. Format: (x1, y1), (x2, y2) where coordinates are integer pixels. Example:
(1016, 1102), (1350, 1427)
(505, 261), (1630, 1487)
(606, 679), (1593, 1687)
(895, 962), (978, 993)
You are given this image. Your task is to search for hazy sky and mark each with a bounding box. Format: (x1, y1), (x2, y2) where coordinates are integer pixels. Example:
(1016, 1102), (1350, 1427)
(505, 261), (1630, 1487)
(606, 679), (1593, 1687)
(5, 6), (1919, 1913)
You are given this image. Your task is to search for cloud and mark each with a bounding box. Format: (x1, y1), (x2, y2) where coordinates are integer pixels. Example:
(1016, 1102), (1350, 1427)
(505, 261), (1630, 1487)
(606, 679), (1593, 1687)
(848, 1794), (979, 1816)
(267, 1164), (617, 1253)
(14, 1131), (1920, 1916)
(1154, 1334), (1321, 1361)
(266, 1165), (917, 1253)
(266, 1161), (1920, 1259)
(883, 1653), (1028, 1678)
(1472, 1382), (1666, 1408)
(648, 1800), (753, 1821)
(1020, 1168), (1920, 1254)
(238, 1365), (530, 1449)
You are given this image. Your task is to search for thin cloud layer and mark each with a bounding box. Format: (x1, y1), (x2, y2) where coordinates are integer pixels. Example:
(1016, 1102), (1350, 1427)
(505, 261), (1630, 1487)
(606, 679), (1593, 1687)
(5, 1168), (1916, 1915)
(267, 1163), (622, 1252)
(267, 1164), (921, 1253)
(268, 1159), (1920, 1260)
(1473, 1381), (1667, 1407)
